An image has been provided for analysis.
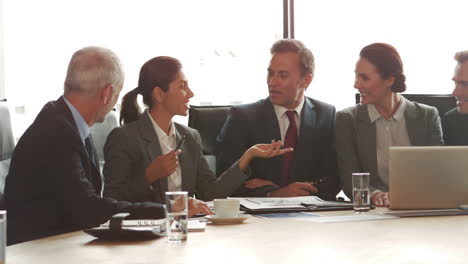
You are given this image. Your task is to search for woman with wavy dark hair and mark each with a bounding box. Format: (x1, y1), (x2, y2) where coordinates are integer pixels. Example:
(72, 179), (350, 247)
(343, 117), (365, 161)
(103, 56), (290, 216)
(335, 43), (443, 207)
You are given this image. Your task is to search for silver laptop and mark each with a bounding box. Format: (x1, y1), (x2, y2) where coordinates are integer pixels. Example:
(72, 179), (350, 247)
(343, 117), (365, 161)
(389, 146), (468, 209)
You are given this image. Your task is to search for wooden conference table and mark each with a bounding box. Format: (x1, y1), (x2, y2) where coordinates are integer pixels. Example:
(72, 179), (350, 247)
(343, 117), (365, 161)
(8, 208), (468, 264)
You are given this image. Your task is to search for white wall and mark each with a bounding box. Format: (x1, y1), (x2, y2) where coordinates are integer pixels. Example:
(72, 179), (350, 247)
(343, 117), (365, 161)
(0, 0), (4, 100)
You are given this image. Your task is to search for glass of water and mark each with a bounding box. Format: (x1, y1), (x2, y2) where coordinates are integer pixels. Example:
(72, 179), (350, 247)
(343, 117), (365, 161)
(165, 191), (188, 242)
(0, 211), (5, 263)
(352, 173), (370, 213)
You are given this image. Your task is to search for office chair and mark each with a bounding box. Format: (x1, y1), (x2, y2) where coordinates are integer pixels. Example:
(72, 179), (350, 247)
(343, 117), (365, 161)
(0, 100), (15, 209)
(188, 105), (231, 175)
(355, 93), (456, 118)
(90, 109), (119, 173)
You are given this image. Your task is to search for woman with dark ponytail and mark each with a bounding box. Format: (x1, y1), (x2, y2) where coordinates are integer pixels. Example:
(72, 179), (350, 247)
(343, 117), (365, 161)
(335, 43), (443, 207)
(103, 56), (291, 216)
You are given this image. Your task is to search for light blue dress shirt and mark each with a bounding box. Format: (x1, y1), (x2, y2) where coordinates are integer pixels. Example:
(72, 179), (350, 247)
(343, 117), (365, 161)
(63, 96), (90, 145)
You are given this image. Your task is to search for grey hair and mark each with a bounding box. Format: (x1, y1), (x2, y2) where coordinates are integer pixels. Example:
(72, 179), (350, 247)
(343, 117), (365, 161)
(455, 50), (468, 64)
(270, 39), (315, 76)
(64, 46), (124, 95)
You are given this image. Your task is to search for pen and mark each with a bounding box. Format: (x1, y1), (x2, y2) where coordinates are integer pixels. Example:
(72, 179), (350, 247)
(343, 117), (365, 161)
(175, 132), (187, 150)
(311, 178), (327, 185)
(307, 178), (327, 195)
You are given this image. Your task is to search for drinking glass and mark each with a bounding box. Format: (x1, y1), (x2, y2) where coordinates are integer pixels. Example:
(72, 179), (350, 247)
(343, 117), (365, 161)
(165, 192), (188, 242)
(352, 173), (370, 213)
(0, 211), (6, 264)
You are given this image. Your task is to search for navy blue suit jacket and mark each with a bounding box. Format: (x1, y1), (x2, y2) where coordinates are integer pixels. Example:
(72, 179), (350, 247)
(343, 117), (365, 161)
(4, 97), (165, 245)
(217, 97), (340, 200)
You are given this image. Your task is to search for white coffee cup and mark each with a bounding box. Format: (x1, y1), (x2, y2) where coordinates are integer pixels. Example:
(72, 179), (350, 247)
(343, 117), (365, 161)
(213, 199), (240, 218)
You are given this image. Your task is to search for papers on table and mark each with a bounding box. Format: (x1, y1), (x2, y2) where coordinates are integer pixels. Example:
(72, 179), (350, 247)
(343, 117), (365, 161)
(230, 196), (352, 213)
(294, 209), (468, 223)
(254, 212), (319, 219)
(229, 197), (468, 223)
(234, 197), (306, 210)
(244, 196), (347, 207)
(382, 209), (468, 217)
(297, 214), (398, 223)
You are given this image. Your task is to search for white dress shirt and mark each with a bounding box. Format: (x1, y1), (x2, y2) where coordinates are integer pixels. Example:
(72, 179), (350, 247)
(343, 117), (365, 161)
(368, 96), (411, 192)
(148, 111), (182, 191)
(273, 96), (305, 142)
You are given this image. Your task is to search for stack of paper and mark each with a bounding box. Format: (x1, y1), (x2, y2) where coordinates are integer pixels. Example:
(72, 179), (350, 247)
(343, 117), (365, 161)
(230, 196), (352, 213)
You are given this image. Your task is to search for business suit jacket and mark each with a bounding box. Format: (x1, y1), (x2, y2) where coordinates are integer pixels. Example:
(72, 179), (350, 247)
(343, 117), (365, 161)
(217, 97), (340, 200)
(4, 97), (165, 245)
(442, 108), (468, 146)
(335, 97), (444, 198)
(103, 111), (248, 203)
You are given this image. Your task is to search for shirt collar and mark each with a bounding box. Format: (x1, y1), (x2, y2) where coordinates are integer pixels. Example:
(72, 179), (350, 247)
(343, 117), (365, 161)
(147, 110), (176, 138)
(63, 96), (90, 142)
(368, 95), (406, 123)
(273, 96), (305, 119)
(393, 96), (406, 121)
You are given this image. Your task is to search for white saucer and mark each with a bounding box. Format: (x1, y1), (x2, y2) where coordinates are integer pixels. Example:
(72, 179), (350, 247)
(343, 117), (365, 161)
(205, 215), (249, 225)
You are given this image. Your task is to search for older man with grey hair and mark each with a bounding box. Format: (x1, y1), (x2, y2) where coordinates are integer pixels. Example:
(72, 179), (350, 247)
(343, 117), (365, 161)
(5, 47), (165, 245)
(442, 50), (468, 146)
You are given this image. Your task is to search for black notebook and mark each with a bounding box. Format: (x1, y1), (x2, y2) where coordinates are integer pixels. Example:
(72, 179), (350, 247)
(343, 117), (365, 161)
(84, 213), (166, 241)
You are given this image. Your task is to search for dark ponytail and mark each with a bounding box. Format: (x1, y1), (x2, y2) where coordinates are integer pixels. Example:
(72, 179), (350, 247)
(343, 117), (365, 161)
(119, 87), (142, 125)
(119, 56), (182, 125)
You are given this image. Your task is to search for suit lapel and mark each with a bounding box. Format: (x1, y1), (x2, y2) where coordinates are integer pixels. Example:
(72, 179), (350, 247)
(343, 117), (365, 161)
(260, 99), (282, 182)
(174, 125), (190, 193)
(58, 97), (102, 193)
(85, 134), (102, 191)
(138, 111), (167, 202)
(261, 99), (282, 142)
(356, 104), (378, 175)
(291, 97), (316, 182)
(404, 99), (424, 146)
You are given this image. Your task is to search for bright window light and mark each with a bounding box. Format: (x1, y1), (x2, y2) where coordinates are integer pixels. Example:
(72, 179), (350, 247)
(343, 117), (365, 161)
(3, 0), (282, 136)
(296, 0), (468, 110)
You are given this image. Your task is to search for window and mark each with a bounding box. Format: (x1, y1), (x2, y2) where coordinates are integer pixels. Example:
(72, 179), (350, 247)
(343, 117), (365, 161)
(295, 0), (467, 110)
(4, 0), (465, 137)
(3, 0), (282, 136)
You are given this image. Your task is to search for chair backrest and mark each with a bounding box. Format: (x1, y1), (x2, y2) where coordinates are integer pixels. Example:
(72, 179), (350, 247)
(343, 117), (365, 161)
(90, 110), (119, 163)
(0, 100), (15, 209)
(188, 105), (231, 155)
(188, 105), (231, 175)
(355, 93), (456, 118)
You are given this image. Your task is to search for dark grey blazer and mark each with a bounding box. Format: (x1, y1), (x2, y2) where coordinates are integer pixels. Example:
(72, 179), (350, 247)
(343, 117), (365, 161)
(217, 97), (340, 200)
(5, 97), (165, 245)
(335, 97), (444, 198)
(103, 111), (248, 203)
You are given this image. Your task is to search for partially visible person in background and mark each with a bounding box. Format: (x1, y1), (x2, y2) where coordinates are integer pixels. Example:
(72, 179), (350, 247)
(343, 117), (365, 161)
(442, 50), (468, 146)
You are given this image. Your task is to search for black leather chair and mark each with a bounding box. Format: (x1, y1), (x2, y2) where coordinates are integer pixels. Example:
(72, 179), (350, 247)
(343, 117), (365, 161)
(188, 105), (231, 174)
(90, 110), (119, 176)
(0, 100), (15, 209)
(355, 94), (456, 118)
